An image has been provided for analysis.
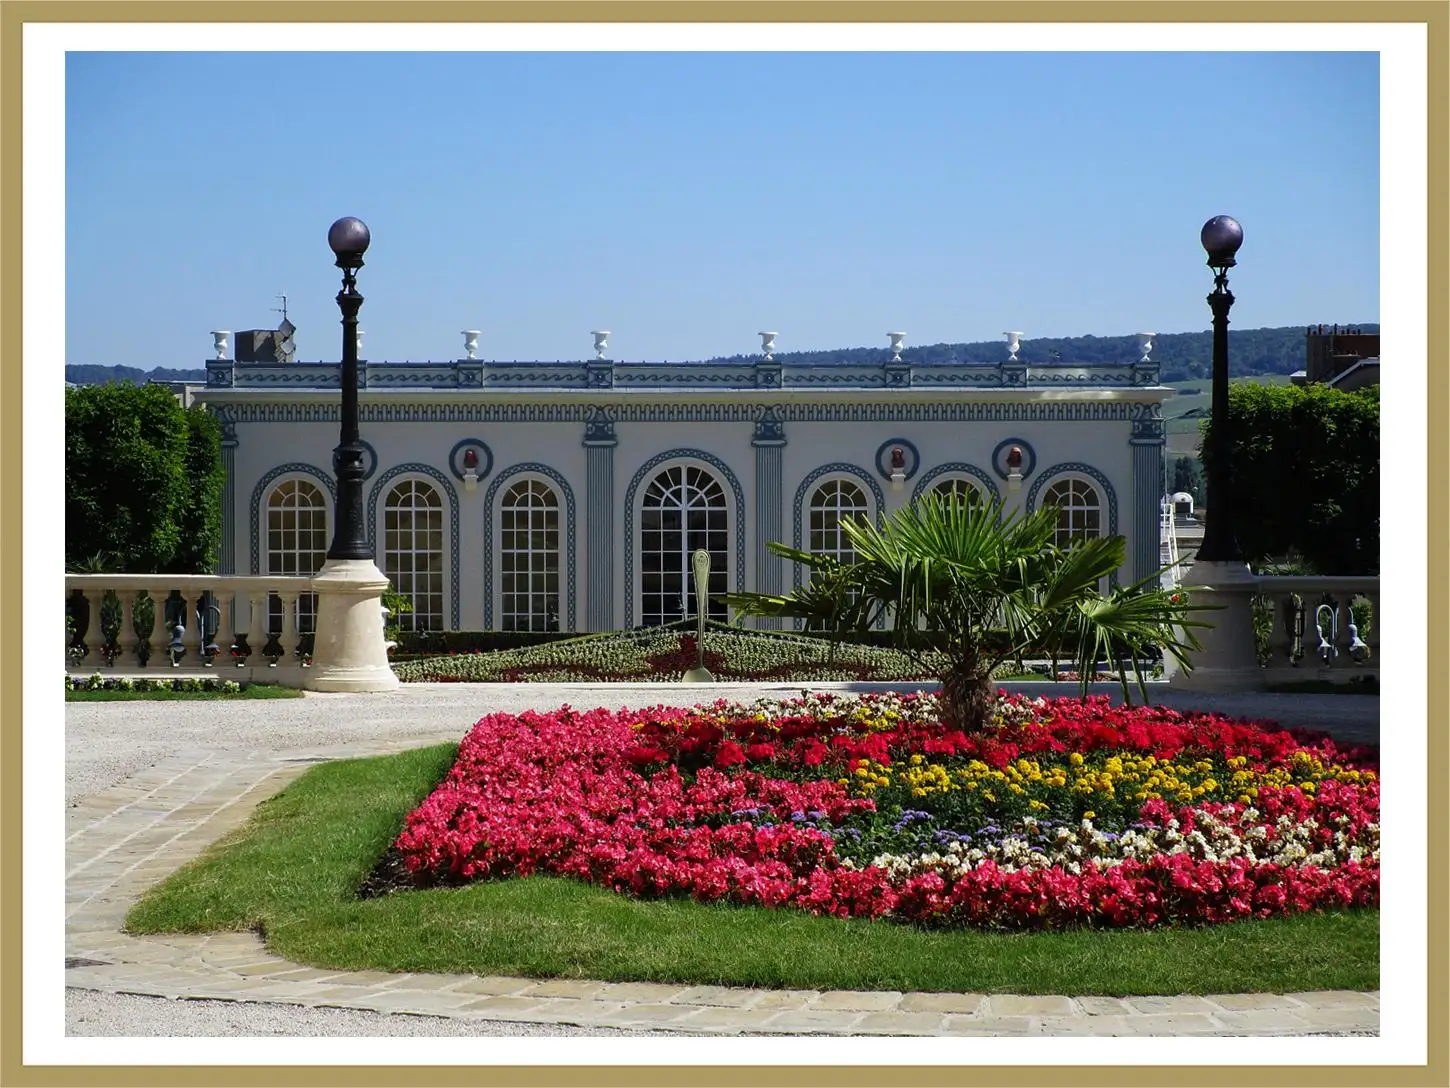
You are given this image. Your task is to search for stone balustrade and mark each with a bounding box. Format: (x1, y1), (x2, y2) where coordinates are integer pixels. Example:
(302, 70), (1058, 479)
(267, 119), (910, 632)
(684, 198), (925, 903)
(65, 574), (321, 685)
(1253, 575), (1379, 687)
(1171, 569), (1378, 692)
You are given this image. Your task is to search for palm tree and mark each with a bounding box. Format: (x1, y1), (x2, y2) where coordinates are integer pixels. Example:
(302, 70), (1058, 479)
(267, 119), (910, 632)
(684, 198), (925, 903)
(723, 492), (1209, 734)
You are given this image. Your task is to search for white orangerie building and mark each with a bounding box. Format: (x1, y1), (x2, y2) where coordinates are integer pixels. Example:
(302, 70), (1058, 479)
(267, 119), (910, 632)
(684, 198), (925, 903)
(194, 330), (1170, 635)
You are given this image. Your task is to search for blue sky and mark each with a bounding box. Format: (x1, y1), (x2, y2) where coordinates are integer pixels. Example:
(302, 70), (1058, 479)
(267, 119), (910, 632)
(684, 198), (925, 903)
(64, 50), (1379, 368)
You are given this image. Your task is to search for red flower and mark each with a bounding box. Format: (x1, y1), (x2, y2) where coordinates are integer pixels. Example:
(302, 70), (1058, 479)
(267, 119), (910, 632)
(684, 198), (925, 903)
(714, 741), (746, 768)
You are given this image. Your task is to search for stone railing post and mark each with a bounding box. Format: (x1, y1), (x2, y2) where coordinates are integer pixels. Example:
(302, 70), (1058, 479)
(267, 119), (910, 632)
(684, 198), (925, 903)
(277, 589), (301, 669)
(82, 587), (107, 668)
(1168, 562), (1264, 692)
(248, 589), (270, 668)
(146, 591), (167, 667)
(117, 593), (140, 668)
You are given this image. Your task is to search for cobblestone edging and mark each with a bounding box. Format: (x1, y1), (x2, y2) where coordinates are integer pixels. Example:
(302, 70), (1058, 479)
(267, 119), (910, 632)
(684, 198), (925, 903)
(64, 730), (1380, 1038)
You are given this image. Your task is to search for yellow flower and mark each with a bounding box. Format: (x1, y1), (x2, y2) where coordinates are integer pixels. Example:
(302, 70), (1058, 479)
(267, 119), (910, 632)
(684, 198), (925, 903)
(1083, 811), (1095, 820)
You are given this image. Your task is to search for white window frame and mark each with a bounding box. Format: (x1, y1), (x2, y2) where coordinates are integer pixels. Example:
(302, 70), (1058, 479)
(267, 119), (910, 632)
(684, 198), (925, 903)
(264, 477), (329, 635)
(497, 476), (563, 633)
(807, 476), (872, 565)
(1040, 474), (1105, 547)
(637, 463), (730, 627)
(381, 476), (446, 634)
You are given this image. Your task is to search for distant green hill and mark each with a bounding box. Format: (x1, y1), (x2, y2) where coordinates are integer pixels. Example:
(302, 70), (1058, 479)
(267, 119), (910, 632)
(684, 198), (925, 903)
(66, 323), (1377, 387)
(703, 324), (1378, 383)
(66, 364), (207, 386)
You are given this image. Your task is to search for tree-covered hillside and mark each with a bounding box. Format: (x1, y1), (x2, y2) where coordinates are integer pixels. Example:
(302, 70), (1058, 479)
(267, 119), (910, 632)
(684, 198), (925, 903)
(704, 324), (1378, 383)
(65, 364), (208, 386)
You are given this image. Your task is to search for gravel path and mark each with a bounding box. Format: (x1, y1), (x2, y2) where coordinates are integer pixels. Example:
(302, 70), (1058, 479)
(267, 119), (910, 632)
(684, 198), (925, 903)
(65, 989), (684, 1036)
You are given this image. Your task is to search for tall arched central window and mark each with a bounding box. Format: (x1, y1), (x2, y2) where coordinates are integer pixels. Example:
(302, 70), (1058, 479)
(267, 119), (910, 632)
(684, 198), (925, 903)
(500, 479), (560, 632)
(383, 479), (444, 632)
(266, 479), (327, 634)
(1042, 477), (1103, 546)
(639, 465), (728, 626)
(809, 479), (870, 563)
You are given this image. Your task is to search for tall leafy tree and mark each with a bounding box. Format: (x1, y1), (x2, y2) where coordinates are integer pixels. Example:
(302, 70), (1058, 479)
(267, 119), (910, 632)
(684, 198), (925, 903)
(1171, 457), (1204, 505)
(66, 383), (223, 573)
(724, 494), (1207, 734)
(1199, 383), (1378, 574)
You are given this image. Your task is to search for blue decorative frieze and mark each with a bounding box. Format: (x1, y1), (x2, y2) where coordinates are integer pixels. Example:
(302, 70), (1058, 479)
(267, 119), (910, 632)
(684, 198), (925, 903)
(230, 363), (343, 388)
(209, 399), (1138, 426)
(208, 357), (1159, 394)
(613, 363), (756, 386)
(750, 405), (786, 447)
(363, 366), (456, 387)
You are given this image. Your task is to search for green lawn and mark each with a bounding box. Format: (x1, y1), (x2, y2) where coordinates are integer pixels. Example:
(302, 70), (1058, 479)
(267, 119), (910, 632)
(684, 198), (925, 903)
(66, 684), (303, 701)
(124, 742), (1379, 996)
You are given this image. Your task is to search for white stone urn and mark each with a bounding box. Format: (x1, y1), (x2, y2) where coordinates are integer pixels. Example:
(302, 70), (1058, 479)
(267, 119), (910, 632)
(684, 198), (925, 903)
(1137, 331), (1155, 362)
(211, 331), (231, 361)
(1004, 331), (1024, 361)
(887, 332), (906, 362)
(461, 330), (482, 359)
(758, 331), (777, 360)
(591, 330), (611, 360)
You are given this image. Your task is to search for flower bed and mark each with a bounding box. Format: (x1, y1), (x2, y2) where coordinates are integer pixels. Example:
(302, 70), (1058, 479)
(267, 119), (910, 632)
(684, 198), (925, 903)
(393, 628), (953, 683)
(388, 693), (1378, 930)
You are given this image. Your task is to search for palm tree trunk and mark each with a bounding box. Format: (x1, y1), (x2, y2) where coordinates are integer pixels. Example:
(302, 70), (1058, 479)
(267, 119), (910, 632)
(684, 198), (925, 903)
(938, 662), (996, 733)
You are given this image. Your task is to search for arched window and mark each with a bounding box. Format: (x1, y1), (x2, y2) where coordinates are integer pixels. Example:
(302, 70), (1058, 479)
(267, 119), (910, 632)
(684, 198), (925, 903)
(931, 477), (984, 506)
(266, 479), (327, 634)
(639, 465), (728, 626)
(383, 479), (444, 633)
(809, 479), (870, 563)
(500, 479), (560, 632)
(1041, 477), (1103, 546)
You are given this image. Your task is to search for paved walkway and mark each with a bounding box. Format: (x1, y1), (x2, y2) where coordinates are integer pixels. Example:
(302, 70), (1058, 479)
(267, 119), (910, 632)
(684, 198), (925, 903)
(63, 683), (1380, 1036)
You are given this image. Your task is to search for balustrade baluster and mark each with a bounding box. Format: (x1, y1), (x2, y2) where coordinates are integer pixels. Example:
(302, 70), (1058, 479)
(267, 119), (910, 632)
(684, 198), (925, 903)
(146, 593), (166, 668)
(1364, 593), (1381, 662)
(117, 593), (139, 668)
(1265, 590), (1298, 668)
(279, 591), (301, 666)
(213, 593), (233, 666)
(83, 589), (106, 668)
(249, 592), (270, 666)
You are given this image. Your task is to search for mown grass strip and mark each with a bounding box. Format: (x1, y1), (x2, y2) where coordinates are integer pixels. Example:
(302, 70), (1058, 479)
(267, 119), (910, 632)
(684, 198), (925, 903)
(125, 742), (1378, 996)
(66, 684), (304, 701)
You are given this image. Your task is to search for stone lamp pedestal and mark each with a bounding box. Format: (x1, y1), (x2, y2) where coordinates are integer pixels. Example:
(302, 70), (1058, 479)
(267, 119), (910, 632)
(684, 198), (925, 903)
(305, 558), (400, 692)
(1168, 560), (1265, 692)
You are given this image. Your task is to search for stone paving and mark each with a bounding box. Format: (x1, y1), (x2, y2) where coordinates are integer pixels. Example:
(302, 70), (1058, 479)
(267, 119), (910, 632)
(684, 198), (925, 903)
(63, 686), (1381, 1037)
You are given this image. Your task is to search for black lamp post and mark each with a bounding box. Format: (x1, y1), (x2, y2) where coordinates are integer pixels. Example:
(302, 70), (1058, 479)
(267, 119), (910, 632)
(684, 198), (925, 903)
(1196, 214), (1244, 564)
(326, 216), (372, 561)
